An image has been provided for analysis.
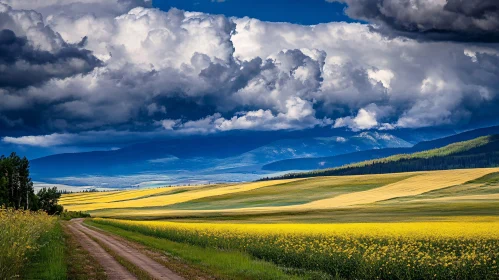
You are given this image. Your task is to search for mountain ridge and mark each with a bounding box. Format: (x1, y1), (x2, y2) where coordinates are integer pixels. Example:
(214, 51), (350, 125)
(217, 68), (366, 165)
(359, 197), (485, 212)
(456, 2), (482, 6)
(264, 135), (499, 180)
(263, 125), (499, 171)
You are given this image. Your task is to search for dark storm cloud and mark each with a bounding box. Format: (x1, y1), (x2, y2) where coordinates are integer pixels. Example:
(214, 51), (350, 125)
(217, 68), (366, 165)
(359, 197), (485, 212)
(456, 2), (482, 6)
(0, 29), (101, 89)
(3, 0), (499, 152)
(334, 0), (499, 42)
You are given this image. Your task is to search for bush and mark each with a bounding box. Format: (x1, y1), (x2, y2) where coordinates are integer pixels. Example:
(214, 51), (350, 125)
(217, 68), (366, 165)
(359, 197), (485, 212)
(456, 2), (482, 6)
(60, 210), (91, 221)
(0, 208), (56, 279)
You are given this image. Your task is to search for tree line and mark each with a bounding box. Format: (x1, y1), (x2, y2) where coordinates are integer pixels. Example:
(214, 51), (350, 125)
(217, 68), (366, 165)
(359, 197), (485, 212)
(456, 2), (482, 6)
(0, 153), (63, 214)
(265, 135), (499, 180)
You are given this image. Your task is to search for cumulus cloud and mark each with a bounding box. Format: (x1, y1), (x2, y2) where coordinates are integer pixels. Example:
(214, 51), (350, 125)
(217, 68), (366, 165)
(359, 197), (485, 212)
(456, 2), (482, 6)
(2, 0), (152, 18)
(157, 97), (332, 134)
(0, 3), (101, 90)
(330, 0), (499, 42)
(0, 29), (101, 88)
(334, 107), (378, 131)
(2, 133), (75, 147)
(0, 0), (499, 147)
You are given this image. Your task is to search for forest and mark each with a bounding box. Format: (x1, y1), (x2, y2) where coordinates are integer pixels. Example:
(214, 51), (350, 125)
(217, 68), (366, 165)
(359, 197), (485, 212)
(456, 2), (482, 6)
(0, 153), (62, 214)
(267, 135), (499, 179)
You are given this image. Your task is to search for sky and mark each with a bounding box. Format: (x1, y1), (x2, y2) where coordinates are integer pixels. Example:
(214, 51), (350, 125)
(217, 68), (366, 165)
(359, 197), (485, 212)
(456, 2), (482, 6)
(154, 0), (354, 25)
(1, 0), (499, 159)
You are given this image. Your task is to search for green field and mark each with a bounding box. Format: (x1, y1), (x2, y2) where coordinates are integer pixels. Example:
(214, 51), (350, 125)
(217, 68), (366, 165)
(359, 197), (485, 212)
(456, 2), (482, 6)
(56, 168), (499, 279)
(64, 169), (499, 222)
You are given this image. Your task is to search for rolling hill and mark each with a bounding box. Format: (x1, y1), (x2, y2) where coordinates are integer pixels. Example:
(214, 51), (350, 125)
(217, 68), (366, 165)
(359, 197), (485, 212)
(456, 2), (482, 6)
(263, 125), (499, 171)
(61, 168), (499, 222)
(268, 135), (499, 180)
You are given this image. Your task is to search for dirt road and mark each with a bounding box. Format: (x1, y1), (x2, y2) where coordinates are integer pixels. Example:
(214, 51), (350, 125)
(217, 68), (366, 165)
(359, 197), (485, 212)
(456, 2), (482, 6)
(66, 219), (183, 280)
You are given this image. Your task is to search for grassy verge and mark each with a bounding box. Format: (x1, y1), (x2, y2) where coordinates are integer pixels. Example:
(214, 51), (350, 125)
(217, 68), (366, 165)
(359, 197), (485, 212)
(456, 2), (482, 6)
(62, 223), (107, 280)
(0, 210), (55, 279)
(24, 223), (67, 280)
(85, 220), (331, 280)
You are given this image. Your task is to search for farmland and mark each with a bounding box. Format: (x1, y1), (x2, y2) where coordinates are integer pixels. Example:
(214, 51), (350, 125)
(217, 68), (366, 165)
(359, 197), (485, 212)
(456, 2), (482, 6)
(56, 168), (499, 279)
(61, 168), (499, 222)
(91, 218), (499, 279)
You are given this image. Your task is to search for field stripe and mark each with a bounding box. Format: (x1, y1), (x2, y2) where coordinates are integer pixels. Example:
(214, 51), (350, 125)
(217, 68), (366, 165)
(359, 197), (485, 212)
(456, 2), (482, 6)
(303, 168), (499, 209)
(65, 179), (301, 212)
(61, 188), (185, 205)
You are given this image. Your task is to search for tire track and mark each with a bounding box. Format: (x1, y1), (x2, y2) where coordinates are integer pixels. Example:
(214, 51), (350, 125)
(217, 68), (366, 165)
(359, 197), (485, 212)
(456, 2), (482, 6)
(69, 219), (183, 280)
(66, 220), (137, 280)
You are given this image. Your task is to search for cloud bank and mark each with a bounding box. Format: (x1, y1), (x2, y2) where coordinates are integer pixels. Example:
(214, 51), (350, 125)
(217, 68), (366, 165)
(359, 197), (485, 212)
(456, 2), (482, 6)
(330, 0), (499, 42)
(1, 0), (499, 147)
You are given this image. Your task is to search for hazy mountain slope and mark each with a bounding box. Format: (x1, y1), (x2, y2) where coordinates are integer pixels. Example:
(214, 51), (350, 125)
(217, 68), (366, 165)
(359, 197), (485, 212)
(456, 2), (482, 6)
(267, 135), (499, 179)
(222, 132), (412, 168)
(30, 131), (410, 179)
(263, 125), (499, 171)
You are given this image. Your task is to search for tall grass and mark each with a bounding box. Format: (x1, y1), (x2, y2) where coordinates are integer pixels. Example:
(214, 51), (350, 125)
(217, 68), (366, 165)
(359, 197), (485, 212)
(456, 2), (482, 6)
(0, 209), (55, 279)
(93, 219), (499, 280)
(24, 223), (67, 280)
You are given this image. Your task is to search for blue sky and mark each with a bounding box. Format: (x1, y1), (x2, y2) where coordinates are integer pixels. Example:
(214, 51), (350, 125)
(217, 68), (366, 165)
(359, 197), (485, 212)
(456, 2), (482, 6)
(153, 0), (354, 24)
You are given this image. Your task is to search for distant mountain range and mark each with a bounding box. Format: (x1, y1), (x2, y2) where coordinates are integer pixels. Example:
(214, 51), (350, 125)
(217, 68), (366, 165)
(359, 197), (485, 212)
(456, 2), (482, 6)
(30, 130), (413, 179)
(30, 125), (499, 187)
(266, 134), (499, 180)
(263, 125), (499, 171)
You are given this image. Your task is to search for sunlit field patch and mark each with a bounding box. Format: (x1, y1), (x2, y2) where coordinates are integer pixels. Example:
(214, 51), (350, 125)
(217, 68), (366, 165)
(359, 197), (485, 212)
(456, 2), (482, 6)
(66, 169), (499, 221)
(304, 168), (499, 209)
(93, 218), (499, 279)
(62, 179), (300, 212)
(60, 186), (192, 205)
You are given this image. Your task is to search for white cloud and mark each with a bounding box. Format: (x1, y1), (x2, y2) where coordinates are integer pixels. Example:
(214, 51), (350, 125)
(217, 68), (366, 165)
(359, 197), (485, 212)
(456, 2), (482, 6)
(334, 108), (378, 131)
(2, 133), (74, 147)
(335, 136), (347, 143)
(157, 97), (331, 133)
(368, 69), (395, 90)
(0, 1), (498, 138)
(3, 0), (152, 18)
(158, 119), (178, 130)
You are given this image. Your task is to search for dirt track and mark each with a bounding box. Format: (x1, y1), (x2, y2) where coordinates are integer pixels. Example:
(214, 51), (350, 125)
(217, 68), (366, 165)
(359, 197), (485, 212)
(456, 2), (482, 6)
(67, 219), (183, 280)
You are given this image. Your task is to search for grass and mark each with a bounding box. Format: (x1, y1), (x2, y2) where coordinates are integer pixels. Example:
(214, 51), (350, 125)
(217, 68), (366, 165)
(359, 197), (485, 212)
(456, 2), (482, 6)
(60, 187), (185, 205)
(60, 211), (91, 221)
(0, 209), (56, 279)
(468, 172), (499, 184)
(305, 168), (498, 209)
(91, 218), (499, 280)
(24, 223), (67, 280)
(63, 180), (299, 212)
(55, 169), (499, 279)
(82, 169), (499, 221)
(165, 173), (413, 210)
(86, 220), (330, 280)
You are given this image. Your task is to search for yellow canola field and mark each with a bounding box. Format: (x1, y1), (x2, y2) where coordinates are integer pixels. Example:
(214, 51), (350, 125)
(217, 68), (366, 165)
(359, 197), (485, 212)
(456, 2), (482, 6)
(303, 168), (499, 209)
(64, 179), (300, 211)
(1, 209), (56, 279)
(60, 186), (193, 205)
(93, 218), (499, 279)
(94, 218), (499, 239)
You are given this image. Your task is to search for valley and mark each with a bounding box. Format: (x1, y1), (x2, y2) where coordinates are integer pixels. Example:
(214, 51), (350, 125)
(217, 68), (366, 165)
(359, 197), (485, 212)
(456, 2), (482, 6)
(57, 167), (499, 279)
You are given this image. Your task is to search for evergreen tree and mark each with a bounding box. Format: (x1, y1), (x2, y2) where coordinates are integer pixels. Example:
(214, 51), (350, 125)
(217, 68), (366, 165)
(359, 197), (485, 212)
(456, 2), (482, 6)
(0, 153), (37, 210)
